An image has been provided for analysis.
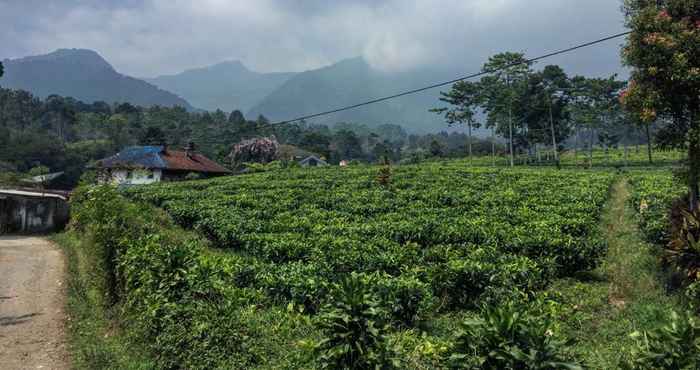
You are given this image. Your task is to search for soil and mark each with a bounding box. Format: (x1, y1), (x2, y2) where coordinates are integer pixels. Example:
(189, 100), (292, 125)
(0, 235), (69, 370)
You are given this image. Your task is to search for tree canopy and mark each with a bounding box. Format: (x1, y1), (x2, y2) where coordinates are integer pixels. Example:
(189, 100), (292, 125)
(621, 0), (700, 207)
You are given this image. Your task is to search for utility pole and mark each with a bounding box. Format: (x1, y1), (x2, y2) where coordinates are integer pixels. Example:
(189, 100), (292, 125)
(467, 121), (473, 162)
(549, 96), (558, 165)
(491, 126), (496, 167)
(645, 122), (653, 164)
(507, 76), (514, 167)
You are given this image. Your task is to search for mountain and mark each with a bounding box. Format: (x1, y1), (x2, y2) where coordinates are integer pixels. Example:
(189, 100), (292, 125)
(146, 61), (296, 112)
(1, 49), (194, 109)
(247, 57), (461, 133)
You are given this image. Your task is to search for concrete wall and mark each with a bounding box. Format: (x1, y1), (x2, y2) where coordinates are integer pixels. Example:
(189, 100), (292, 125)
(0, 195), (69, 234)
(101, 168), (162, 185)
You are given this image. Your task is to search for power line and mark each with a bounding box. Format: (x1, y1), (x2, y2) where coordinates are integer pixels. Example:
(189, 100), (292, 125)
(268, 30), (631, 126)
(172, 30), (632, 147)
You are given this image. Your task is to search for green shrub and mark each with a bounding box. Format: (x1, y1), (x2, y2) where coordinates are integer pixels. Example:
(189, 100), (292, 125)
(373, 272), (435, 328)
(68, 185), (265, 368)
(315, 273), (397, 369)
(257, 261), (331, 313)
(429, 247), (548, 310)
(449, 305), (581, 369)
(623, 311), (700, 370)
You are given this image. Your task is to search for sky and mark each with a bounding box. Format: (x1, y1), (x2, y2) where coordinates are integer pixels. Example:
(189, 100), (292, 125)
(0, 0), (629, 78)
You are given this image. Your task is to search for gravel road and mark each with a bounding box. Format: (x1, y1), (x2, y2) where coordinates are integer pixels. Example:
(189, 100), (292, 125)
(0, 235), (69, 370)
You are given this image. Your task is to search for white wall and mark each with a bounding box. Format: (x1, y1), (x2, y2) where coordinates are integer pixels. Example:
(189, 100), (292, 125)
(108, 169), (162, 185)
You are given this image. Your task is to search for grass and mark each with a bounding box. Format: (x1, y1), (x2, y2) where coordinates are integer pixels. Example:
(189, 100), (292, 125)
(52, 232), (155, 370)
(551, 178), (682, 368)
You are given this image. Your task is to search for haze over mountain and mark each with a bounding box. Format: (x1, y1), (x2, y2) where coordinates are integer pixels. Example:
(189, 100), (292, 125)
(1, 49), (194, 109)
(0, 48), (486, 133)
(247, 57), (458, 133)
(146, 61), (296, 113)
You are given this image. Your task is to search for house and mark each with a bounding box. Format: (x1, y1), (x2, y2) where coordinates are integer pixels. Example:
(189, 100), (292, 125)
(94, 143), (230, 185)
(299, 155), (329, 167)
(0, 188), (70, 234)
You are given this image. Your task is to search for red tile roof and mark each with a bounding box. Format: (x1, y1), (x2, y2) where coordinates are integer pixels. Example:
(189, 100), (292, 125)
(96, 146), (230, 174)
(160, 150), (231, 174)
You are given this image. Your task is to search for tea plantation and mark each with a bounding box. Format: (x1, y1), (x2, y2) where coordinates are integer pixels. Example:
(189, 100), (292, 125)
(63, 162), (699, 369)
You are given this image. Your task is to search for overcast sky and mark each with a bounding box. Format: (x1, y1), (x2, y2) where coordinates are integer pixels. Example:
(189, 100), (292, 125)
(0, 0), (629, 78)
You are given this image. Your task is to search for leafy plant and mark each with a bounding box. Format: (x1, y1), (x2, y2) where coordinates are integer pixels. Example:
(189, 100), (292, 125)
(449, 305), (581, 369)
(373, 272), (435, 328)
(315, 273), (397, 370)
(667, 208), (700, 282)
(376, 156), (392, 187)
(623, 311), (700, 370)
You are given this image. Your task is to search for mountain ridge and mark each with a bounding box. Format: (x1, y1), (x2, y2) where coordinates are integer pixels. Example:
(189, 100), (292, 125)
(247, 57), (454, 132)
(146, 60), (296, 113)
(1, 48), (194, 109)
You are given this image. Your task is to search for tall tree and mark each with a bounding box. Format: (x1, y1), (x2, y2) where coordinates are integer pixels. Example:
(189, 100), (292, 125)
(431, 81), (482, 161)
(333, 129), (363, 161)
(569, 76), (625, 167)
(480, 52), (533, 167)
(621, 0), (700, 208)
(526, 65), (573, 164)
(228, 110), (246, 125)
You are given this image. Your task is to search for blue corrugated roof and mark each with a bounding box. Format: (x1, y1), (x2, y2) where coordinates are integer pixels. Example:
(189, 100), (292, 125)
(97, 146), (168, 169)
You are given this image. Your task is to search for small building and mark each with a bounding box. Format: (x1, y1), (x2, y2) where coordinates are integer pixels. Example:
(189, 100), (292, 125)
(0, 189), (70, 234)
(94, 144), (230, 185)
(299, 155), (329, 167)
(20, 171), (64, 187)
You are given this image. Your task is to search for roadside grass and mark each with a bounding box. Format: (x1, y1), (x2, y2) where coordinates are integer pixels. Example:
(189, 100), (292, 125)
(551, 178), (681, 368)
(52, 232), (155, 370)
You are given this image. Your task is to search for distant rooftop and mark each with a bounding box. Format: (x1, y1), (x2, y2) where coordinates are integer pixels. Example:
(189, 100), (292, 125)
(95, 146), (230, 174)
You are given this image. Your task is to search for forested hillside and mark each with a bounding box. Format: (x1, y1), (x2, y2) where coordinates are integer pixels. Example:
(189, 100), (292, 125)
(0, 85), (498, 188)
(247, 57), (458, 132)
(1, 49), (194, 110)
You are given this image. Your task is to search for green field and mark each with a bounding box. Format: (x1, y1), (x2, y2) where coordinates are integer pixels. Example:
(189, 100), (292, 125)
(60, 160), (696, 369)
(128, 164), (614, 310)
(464, 147), (684, 169)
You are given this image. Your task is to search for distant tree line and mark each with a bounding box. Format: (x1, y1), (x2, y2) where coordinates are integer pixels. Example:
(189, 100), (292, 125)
(432, 52), (659, 166)
(0, 83), (498, 188)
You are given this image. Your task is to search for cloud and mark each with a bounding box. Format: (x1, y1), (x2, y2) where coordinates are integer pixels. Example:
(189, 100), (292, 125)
(0, 0), (627, 78)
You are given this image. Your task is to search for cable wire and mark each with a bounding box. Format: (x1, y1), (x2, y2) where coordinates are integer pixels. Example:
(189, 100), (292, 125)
(268, 31), (631, 126)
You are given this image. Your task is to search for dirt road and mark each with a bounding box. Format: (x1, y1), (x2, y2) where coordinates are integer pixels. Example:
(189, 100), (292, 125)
(0, 236), (69, 370)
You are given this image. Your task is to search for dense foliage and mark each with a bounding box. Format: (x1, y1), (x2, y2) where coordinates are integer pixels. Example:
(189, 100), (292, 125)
(315, 273), (397, 370)
(450, 305), (580, 369)
(622, 0), (700, 209)
(0, 86), (503, 188)
(67, 163), (618, 368)
(626, 170), (700, 369)
(128, 163), (613, 314)
(433, 52), (635, 167)
(68, 185), (320, 369)
(628, 171), (686, 245)
(623, 311), (700, 370)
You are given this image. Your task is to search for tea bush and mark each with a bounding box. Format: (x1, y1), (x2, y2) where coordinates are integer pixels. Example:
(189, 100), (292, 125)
(71, 163), (618, 368)
(627, 171), (686, 245)
(128, 164), (614, 319)
(69, 186), (271, 368)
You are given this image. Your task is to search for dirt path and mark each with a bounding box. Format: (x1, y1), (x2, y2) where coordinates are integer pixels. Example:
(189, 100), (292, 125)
(555, 178), (681, 368)
(0, 235), (69, 370)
